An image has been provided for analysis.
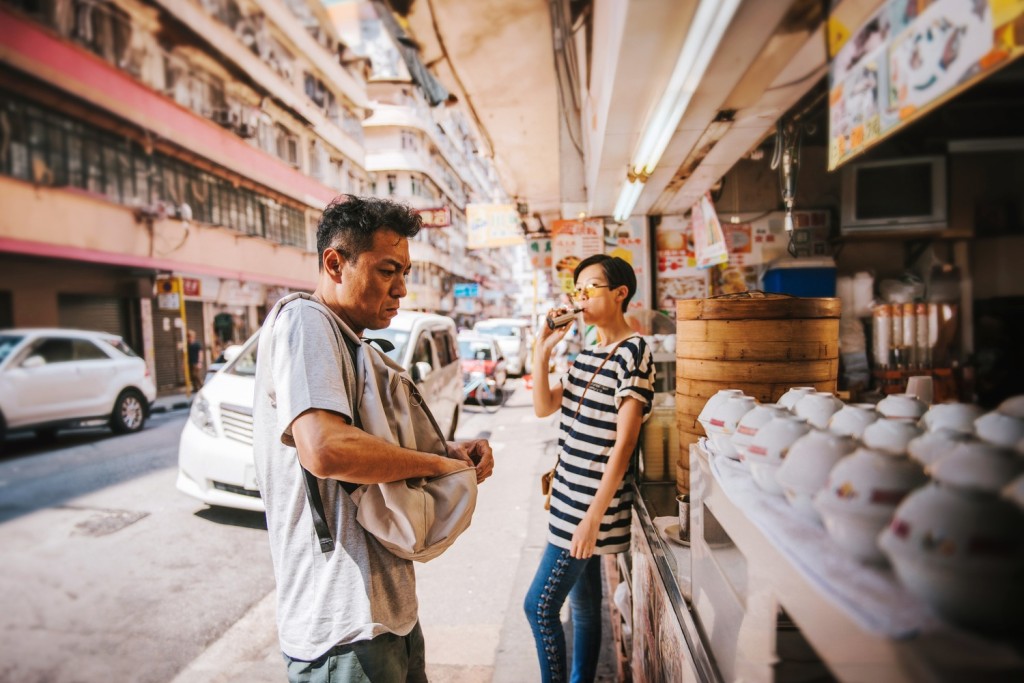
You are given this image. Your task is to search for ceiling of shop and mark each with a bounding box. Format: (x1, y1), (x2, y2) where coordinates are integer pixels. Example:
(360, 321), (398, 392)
(400, 0), (830, 223)
(401, 0), (562, 217)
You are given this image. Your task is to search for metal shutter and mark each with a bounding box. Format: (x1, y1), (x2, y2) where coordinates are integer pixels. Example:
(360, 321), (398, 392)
(58, 294), (128, 337)
(151, 299), (206, 391)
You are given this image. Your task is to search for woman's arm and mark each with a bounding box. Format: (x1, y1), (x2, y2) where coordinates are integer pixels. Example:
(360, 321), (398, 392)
(532, 317), (570, 417)
(569, 396), (644, 559)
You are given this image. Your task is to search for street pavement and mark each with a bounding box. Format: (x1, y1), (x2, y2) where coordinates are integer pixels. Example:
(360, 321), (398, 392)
(1, 381), (618, 682)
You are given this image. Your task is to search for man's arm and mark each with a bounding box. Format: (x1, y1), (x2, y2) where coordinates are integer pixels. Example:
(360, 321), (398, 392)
(291, 409), (468, 483)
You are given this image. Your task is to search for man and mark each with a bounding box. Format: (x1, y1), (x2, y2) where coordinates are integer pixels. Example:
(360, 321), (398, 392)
(186, 329), (202, 391)
(253, 195), (494, 682)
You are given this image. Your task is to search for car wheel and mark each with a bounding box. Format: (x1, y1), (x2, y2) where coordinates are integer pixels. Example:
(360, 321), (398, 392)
(111, 389), (147, 434)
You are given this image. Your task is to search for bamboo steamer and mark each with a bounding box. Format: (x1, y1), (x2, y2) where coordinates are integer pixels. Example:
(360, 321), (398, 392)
(675, 293), (840, 444)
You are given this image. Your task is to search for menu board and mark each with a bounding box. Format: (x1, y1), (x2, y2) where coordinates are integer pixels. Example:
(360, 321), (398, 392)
(828, 0), (1024, 170)
(550, 218), (603, 294)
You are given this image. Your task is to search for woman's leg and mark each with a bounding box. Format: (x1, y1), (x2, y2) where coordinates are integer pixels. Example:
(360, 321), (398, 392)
(568, 556), (603, 683)
(524, 543), (593, 683)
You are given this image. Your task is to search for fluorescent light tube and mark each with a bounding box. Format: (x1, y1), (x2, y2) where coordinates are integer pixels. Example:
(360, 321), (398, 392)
(632, 0), (743, 176)
(613, 179), (645, 222)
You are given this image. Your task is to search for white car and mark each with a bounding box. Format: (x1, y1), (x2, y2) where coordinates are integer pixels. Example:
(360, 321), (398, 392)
(473, 318), (532, 376)
(0, 328), (156, 444)
(176, 311), (464, 511)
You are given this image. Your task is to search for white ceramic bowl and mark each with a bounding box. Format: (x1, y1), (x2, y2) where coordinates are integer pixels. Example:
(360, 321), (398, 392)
(974, 410), (1024, 449)
(876, 393), (928, 421)
(828, 403), (879, 439)
(931, 442), (1024, 494)
(920, 402), (984, 435)
(906, 429), (973, 470)
(862, 418), (922, 455)
(730, 404), (788, 466)
(705, 395), (757, 458)
(815, 503), (894, 564)
(698, 389), (746, 432)
(998, 394), (1024, 419)
(880, 481), (1024, 629)
(745, 415), (810, 495)
(661, 334), (677, 353)
(814, 447), (927, 563)
(777, 387), (816, 412)
(794, 392), (844, 429)
(776, 430), (857, 523)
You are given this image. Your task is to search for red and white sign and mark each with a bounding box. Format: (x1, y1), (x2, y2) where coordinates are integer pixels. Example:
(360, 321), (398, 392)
(417, 206), (451, 228)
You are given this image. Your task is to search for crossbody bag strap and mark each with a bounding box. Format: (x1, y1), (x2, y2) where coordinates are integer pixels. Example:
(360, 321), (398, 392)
(299, 305), (362, 555)
(552, 339), (628, 472)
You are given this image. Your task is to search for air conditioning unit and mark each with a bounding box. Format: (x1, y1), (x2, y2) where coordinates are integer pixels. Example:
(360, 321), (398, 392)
(212, 109), (234, 127)
(236, 122), (258, 138)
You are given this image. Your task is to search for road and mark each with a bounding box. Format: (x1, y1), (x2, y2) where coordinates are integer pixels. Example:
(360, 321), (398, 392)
(0, 382), (611, 682)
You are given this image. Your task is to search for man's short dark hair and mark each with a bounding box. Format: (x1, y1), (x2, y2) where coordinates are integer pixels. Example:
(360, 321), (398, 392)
(573, 254), (637, 312)
(316, 195), (422, 270)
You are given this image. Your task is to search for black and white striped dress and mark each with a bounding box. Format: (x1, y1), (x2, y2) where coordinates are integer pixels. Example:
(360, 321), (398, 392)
(549, 336), (655, 554)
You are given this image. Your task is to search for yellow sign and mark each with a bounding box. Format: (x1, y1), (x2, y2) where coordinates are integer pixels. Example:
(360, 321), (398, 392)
(155, 277), (181, 311)
(466, 204), (524, 249)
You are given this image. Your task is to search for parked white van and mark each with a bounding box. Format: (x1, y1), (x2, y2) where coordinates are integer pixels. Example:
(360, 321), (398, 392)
(176, 311), (463, 511)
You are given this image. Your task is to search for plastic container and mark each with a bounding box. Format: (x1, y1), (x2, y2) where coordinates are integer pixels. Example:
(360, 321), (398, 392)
(762, 258), (837, 298)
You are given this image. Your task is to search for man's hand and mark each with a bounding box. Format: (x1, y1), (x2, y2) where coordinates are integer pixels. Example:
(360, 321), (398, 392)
(446, 439), (494, 484)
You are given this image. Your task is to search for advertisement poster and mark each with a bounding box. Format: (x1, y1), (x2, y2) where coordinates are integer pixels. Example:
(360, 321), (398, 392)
(888, 0), (994, 117)
(829, 0), (1024, 169)
(526, 236), (552, 270)
(466, 203), (524, 249)
(604, 216), (651, 311)
(691, 192), (729, 269)
(655, 215), (708, 319)
(550, 218), (603, 293)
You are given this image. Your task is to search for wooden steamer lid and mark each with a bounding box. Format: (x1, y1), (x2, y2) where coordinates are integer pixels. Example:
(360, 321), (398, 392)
(676, 291), (841, 321)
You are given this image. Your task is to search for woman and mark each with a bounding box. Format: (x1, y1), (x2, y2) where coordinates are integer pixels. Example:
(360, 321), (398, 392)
(526, 255), (655, 682)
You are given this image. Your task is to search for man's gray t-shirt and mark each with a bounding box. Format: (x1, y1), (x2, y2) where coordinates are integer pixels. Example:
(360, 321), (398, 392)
(252, 298), (418, 661)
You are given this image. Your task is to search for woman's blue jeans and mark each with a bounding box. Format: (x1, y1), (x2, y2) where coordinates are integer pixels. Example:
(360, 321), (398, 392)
(524, 543), (604, 683)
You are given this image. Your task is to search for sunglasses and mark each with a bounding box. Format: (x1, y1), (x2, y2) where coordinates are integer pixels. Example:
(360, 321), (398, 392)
(571, 283), (611, 300)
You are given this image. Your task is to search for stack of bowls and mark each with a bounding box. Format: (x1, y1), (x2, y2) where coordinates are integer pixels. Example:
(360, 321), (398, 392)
(730, 403), (788, 467)
(741, 415), (810, 495)
(794, 391), (844, 429)
(880, 442), (1024, 629)
(776, 430), (857, 522)
(813, 446), (927, 564)
(700, 394), (757, 459)
(827, 403), (879, 439)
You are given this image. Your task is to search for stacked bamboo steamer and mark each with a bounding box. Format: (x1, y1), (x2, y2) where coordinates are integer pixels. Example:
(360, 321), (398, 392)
(675, 293), (841, 493)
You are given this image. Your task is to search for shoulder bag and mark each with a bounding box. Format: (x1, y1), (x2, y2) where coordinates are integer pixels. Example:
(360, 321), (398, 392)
(265, 293), (478, 563)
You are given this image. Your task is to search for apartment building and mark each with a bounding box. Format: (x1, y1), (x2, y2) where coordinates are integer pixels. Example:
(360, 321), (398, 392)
(0, 0), (371, 390)
(330, 1), (518, 327)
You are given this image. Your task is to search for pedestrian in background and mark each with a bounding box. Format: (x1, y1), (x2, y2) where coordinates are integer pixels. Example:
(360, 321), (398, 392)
(252, 195), (494, 683)
(186, 329), (203, 391)
(527, 255), (655, 682)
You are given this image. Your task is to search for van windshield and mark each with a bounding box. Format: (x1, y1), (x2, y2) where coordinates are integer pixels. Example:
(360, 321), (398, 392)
(364, 327), (409, 363)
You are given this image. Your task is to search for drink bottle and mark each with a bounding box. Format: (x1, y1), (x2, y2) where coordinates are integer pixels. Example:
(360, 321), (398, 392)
(546, 307), (582, 330)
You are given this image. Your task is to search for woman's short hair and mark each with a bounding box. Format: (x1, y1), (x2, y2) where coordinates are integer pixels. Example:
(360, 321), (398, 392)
(573, 254), (637, 312)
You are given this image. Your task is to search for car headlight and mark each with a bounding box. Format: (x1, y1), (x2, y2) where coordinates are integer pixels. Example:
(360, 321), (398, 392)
(189, 392), (218, 437)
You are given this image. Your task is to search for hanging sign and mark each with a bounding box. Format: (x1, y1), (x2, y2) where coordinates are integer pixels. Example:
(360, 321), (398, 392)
(526, 236), (553, 270)
(466, 204), (524, 249)
(828, 0), (1024, 170)
(550, 219), (603, 293)
(417, 206), (451, 228)
(155, 277), (181, 311)
(691, 193), (728, 269)
(453, 283), (480, 298)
